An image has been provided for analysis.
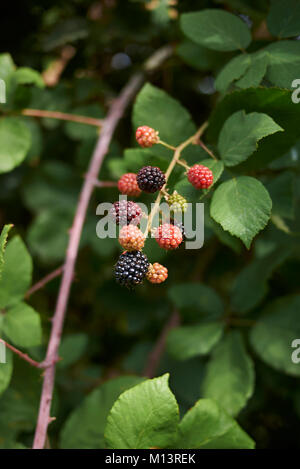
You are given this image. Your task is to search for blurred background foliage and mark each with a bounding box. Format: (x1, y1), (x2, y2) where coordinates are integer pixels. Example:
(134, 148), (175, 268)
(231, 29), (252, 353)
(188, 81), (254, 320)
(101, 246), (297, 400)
(0, 0), (300, 449)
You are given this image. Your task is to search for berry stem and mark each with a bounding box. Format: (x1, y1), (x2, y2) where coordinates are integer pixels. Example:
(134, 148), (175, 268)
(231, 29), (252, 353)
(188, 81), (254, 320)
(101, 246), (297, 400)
(198, 139), (218, 161)
(176, 159), (190, 170)
(144, 122), (208, 234)
(158, 140), (176, 151)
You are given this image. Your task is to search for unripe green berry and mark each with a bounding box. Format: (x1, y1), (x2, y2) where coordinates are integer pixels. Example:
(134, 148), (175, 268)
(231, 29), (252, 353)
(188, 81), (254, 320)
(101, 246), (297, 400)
(167, 191), (188, 213)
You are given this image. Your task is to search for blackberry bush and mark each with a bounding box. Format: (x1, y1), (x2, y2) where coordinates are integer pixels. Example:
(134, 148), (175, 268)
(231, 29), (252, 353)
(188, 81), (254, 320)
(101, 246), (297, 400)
(0, 0), (299, 453)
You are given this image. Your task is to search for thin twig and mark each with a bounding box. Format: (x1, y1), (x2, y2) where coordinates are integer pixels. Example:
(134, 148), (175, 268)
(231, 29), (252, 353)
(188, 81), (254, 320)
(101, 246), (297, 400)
(143, 310), (180, 378)
(22, 109), (104, 127)
(93, 180), (118, 188)
(0, 339), (42, 368)
(198, 139), (217, 161)
(25, 266), (64, 299)
(32, 45), (173, 450)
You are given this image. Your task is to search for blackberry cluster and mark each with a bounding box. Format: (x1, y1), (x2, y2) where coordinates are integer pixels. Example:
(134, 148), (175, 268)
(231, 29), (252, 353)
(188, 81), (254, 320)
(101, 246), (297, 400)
(110, 200), (142, 225)
(137, 166), (166, 193)
(114, 251), (150, 288)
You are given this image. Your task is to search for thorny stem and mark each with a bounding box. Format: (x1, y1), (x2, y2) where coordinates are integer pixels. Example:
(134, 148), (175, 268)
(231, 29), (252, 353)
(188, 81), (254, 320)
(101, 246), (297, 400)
(22, 109), (104, 127)
(144, 122), (208, 235)
(32, 44), (173, 450)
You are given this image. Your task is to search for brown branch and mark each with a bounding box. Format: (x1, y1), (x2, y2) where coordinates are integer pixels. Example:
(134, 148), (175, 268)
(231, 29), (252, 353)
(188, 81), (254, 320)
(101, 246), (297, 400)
(42, 45), (76, 87)
(22, 109), (103, 127)
(25, 266), (64, 299)
(143, 310), (180, 378)
(32, 45), (172, 450)
(0, 339), (42, 368)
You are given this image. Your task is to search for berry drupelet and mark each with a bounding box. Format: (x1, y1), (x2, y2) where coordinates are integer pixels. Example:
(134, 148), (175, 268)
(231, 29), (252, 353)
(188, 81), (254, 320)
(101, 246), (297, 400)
(114, 251), (150, 288)
(118, 173), (141, 197)
(137, 166), (166, 193)
(110, 200), (142, 226)
(187, 164), (213, 189)
(136, 126), (159, 148)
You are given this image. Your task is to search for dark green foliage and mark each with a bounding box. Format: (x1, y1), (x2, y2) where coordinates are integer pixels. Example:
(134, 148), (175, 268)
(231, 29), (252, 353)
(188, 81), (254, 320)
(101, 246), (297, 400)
(0, 0), (300, 450)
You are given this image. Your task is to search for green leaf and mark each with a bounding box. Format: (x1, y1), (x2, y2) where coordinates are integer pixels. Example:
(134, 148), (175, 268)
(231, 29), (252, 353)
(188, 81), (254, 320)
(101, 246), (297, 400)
(27, 208), (73, 264)
(0, 349), (13, 396)
(231, 245), (292, 314)
(207, 88), (300, 170)
(168, 283), (224, 320)
(267, 172), (295, 219)
(58, 333), (88, 368)
(2, 302), (42, 348)
(60, 376), (144, 449)
(210, 176), (272, 248)
(177, 399), (255, 449)
(264, 41), (300, 88)
(267, 0), (300, 38)
(177, 40), (228, 71)
(13, 67), (45, 88)
(180, 10), (251, 52)
(202, 332), (255, 416)
(250, 295), (300, 376)
(0, 53), (15, 83)
(0, 224), (13, 278)
(235, 51), (269, 89)
(167, 322), (224, 361)
(0, 236), (32, 308)
(218, 110), (283, 167)
(133, 83), (196, 147)
(0, 118), (31, 174)
(105, 374), (179, 449)
(215, 54), (251, 93)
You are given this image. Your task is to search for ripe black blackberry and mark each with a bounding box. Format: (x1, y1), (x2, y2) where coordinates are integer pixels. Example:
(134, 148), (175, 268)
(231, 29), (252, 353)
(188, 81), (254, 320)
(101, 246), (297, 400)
(137, 166), (166, 193)
(110, 200), (142, 225)
(114, 250), (150, 288)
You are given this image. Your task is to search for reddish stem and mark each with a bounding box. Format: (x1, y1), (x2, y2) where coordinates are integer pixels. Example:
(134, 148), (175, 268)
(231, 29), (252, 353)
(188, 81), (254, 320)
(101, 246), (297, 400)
(0, 339), (42, 368)
(22, 109), (103, 127)
(32, 73), (144, 450)
(143, 310), (180, 378)
(25, 266), (64, 299)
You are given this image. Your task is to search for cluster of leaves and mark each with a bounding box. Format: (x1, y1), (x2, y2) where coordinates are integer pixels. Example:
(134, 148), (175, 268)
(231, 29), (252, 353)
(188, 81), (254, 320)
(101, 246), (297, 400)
(0, 0), (300, 450)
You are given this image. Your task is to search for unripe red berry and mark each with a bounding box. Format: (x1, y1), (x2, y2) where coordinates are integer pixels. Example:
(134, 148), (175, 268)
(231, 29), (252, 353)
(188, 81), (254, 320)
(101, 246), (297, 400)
(136, 126), (159, 148)
(155, 223), (183, 250)
(119, 225), (145, 251)
(187, 164), (213, 189)
(147, 263), (168, 284)
(118, 173), (141, 197)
